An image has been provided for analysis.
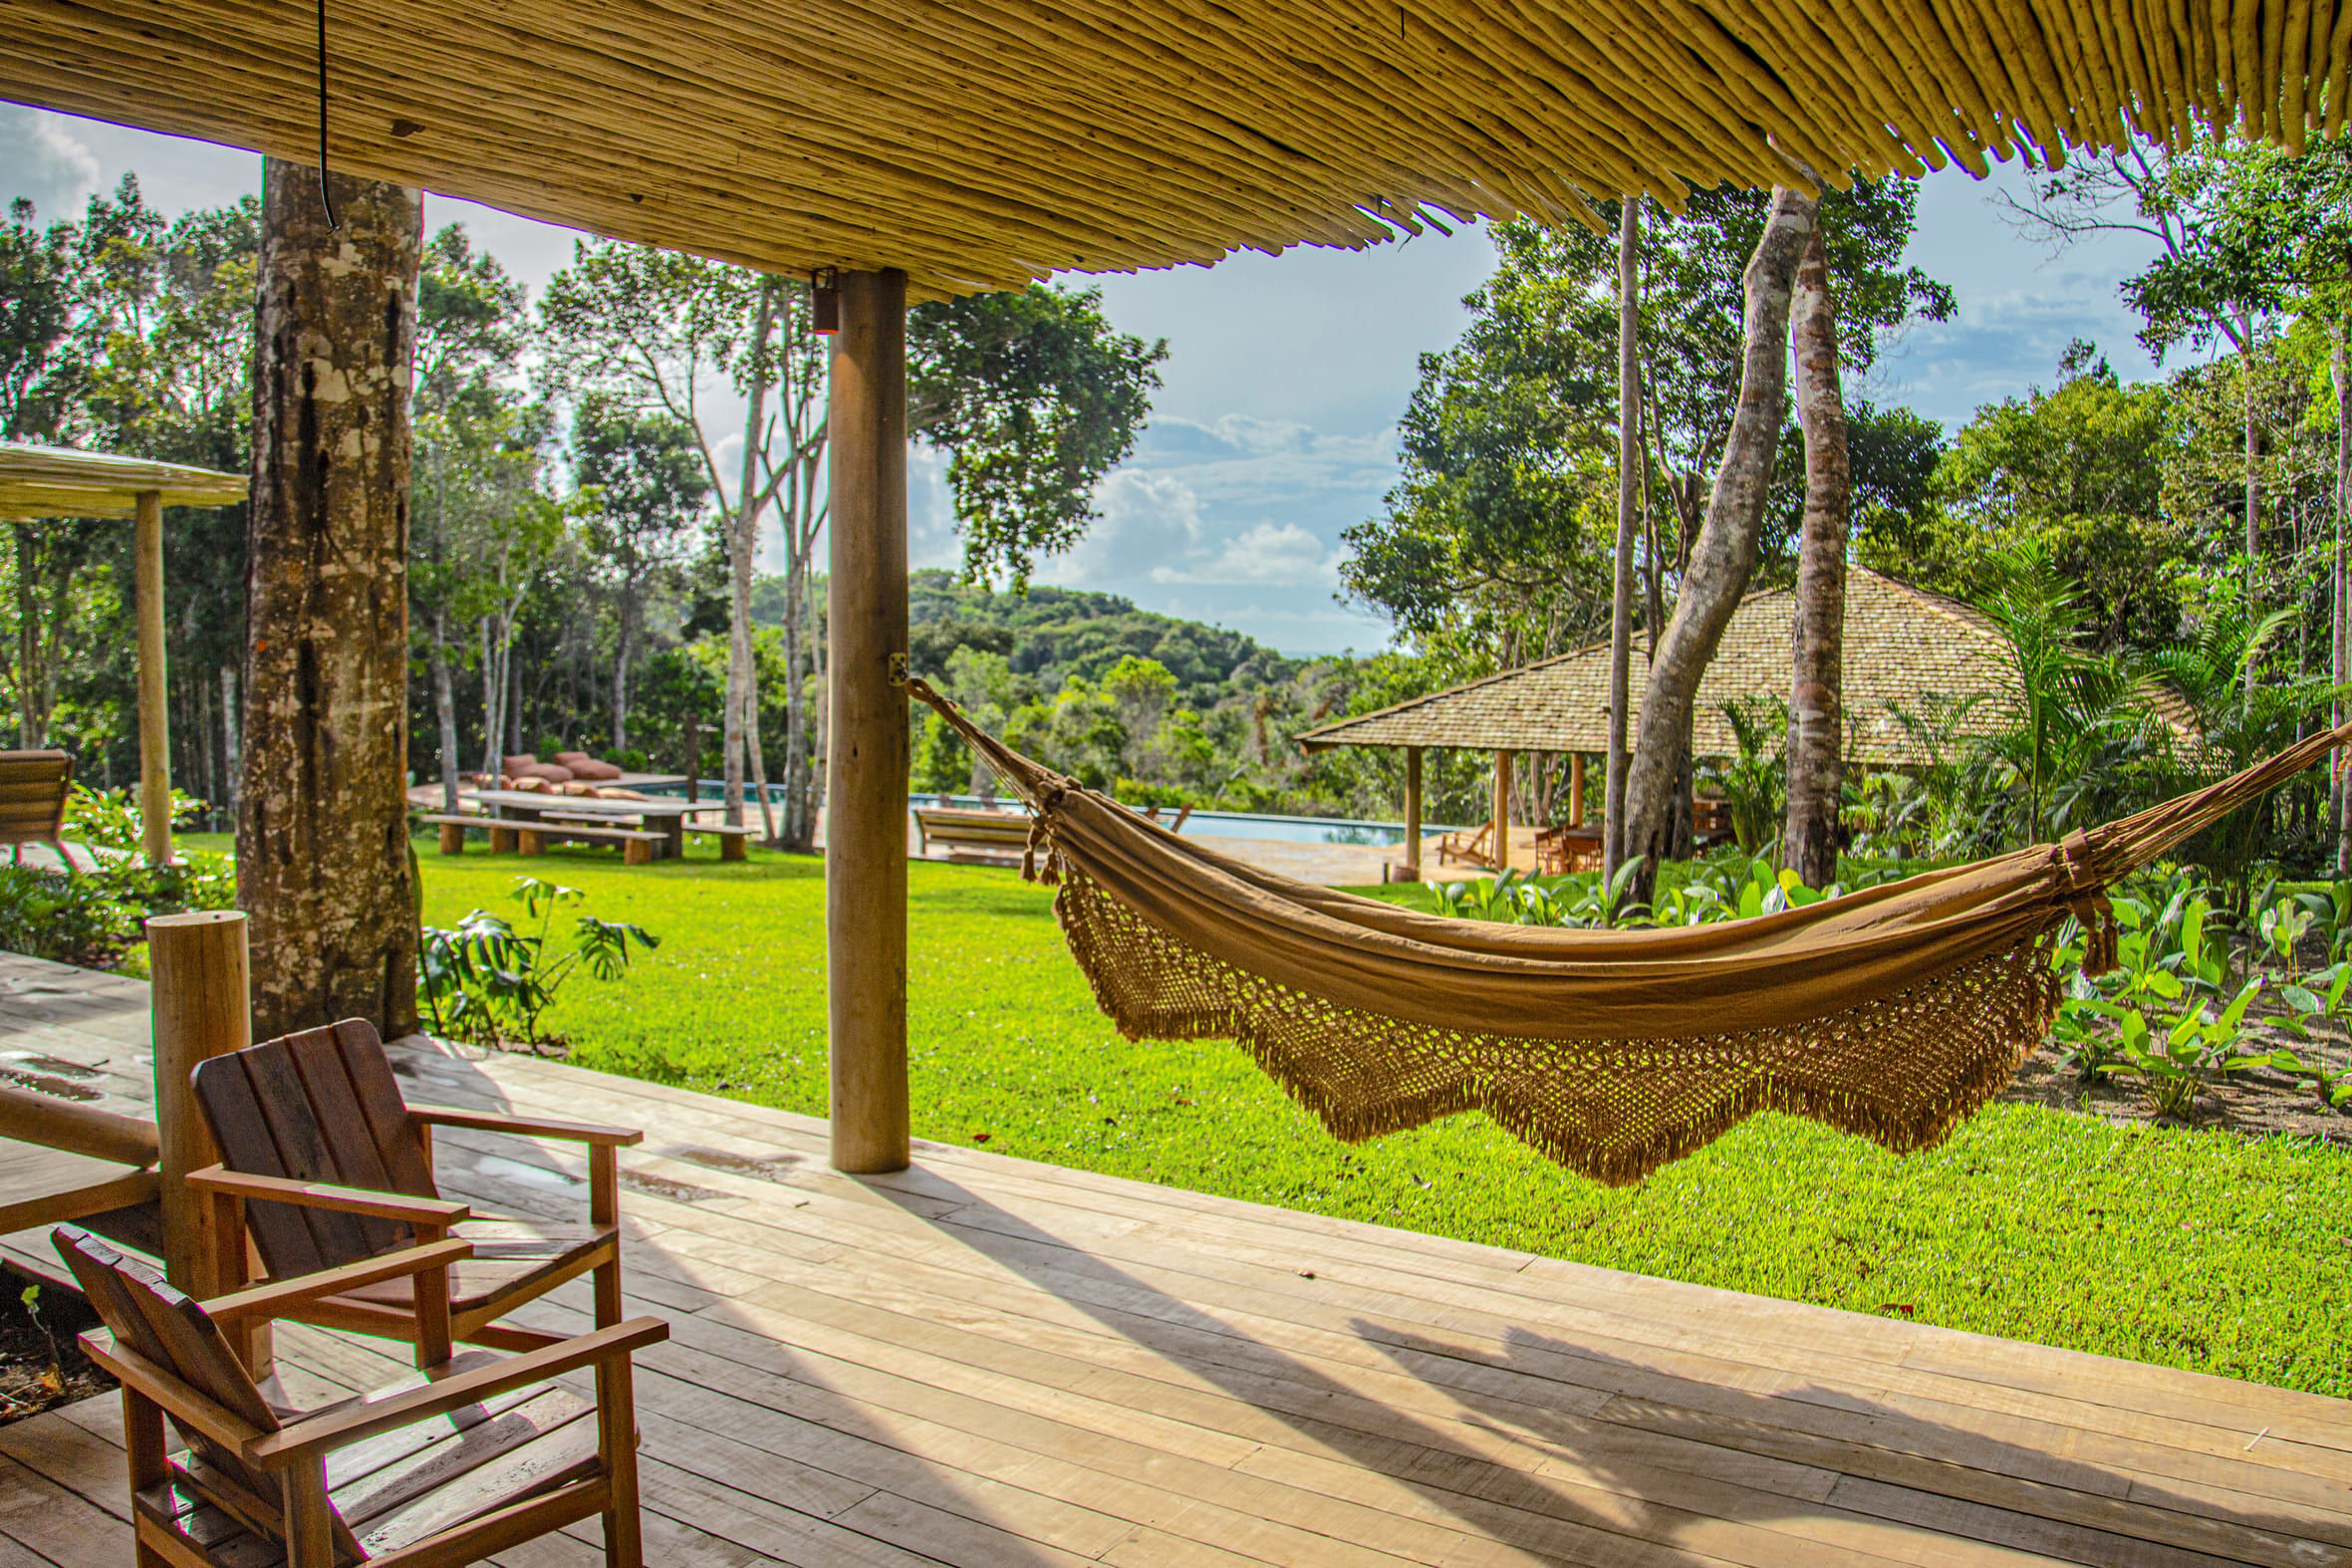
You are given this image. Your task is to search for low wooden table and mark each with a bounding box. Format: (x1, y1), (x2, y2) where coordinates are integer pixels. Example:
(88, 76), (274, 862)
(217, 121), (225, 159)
(461, 789), (731, 861)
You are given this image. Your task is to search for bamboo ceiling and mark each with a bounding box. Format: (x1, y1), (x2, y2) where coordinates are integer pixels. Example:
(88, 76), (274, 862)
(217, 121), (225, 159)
(0, 0), (2337, 296)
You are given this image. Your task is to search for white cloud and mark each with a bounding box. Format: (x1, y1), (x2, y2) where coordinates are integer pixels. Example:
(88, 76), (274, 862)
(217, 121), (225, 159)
(1151, 521), (1337, 586)
(0, 107), (101, 221)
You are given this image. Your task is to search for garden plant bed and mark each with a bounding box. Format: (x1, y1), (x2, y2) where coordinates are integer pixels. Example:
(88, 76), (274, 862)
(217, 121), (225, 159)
(0, 1264), (110, 1430)
(2004, 1034), (2352, 1143)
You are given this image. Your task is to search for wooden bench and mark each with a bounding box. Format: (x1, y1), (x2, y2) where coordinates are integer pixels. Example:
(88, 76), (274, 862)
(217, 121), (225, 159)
(684, 821), (754, 861)
(415, 813), (480, 855)
(914, 806), (1031, 864)
(518, 821), (668, 864)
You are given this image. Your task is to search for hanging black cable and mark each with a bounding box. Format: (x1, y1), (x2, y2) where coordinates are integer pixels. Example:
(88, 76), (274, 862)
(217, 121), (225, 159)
(316, 0), (340, 229)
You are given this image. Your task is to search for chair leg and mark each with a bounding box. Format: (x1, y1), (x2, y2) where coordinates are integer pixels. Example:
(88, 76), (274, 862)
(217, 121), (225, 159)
(593, 1258), (623, 1328)
(597, 1356), (645, 1568)
(721, 833), (747, 862)
(623, 837), (653, 867)
(283, 1461), (336, 1568)
(438, 821), (466, 855)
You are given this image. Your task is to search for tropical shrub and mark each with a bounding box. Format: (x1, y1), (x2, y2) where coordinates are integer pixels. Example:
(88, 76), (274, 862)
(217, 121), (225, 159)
(418, 875), (658, 1051)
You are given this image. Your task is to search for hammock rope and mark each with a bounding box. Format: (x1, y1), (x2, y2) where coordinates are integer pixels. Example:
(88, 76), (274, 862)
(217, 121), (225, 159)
(911, 678), (2349, 1183)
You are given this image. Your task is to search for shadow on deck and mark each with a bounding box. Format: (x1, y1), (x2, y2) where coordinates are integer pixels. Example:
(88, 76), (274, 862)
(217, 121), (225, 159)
(2, 1029), (2348, 1565)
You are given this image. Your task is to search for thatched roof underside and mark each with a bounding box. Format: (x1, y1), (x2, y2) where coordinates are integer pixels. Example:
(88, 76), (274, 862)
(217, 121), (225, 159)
(0, 443), (248, 520)
(1302, 570), (2058, 768)
(0, 0), (2338, 297)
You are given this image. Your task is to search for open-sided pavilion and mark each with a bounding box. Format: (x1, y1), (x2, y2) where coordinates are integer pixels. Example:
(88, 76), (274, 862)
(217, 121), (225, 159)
(0, 443), (249, 868)
(3, 2), (2350, 1563)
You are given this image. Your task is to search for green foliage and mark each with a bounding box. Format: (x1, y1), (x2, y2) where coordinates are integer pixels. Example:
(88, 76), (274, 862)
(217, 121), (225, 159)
(417, 875), (657, 1050)
(908, 284), (1167, 588)
(1891, 358), (2186, 650)
(1699, 696), (1786, 857)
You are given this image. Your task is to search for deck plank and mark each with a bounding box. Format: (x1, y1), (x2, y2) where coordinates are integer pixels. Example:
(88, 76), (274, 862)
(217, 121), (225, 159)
(6, 1005), (2352, 1566)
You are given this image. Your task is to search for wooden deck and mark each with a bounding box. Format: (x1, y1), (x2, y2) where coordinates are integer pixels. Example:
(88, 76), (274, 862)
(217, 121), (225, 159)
(4, 1022), (2352, 1562)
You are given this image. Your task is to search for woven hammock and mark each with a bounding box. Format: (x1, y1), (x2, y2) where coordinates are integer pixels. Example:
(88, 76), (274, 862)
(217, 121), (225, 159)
(912, 679), (2349, 1184)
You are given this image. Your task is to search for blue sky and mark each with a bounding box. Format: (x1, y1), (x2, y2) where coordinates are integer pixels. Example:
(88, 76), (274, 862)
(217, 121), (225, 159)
(4, 105), (2171, 655)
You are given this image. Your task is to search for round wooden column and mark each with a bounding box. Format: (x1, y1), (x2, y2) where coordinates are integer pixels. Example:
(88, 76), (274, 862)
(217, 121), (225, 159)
(826, 268), (911, 1175)
(1402, 747), (1423, 882)
(133, 488), (172, 867)
(147, 911), (251, 1292)
(1492, 749), (1513, 873)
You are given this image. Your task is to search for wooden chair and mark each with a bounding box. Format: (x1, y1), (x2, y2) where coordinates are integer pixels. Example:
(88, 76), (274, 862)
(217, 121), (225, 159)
(52, 1222), (666, 1568)
(0, 749), (78, 872)
(189, 1018), (640, 1366)
(1437, 820), (1496, 869)
(1535, 823), (1603, 876)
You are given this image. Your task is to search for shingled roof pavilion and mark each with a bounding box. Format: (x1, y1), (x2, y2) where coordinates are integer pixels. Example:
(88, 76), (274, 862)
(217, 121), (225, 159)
(0, 443), (249, 868)
(1297, 570), (2137, 877)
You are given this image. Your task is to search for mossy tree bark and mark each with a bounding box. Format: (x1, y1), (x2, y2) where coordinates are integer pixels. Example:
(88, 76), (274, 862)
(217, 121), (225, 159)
(239, 159), (423, 1041)
(1622, 184), (1818, 902)
(1783, 226), (1848, 890)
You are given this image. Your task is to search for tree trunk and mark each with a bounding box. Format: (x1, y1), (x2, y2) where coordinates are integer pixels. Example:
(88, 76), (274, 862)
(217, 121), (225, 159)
(1623, 184), (1819, 901)
(218, 663), (241, 817)
(429, 610), (460, 810)
(239, 158), (422, 1041)
(611, 583), (635, 754)
(1783, 226), (1849, 890)
(1603, 197), (1641, 878)
(2244, 331), (2260, 706)
(725, 278), (781, 830)
(2335, 324), (2350, 875)
(781, 553), (813, 850)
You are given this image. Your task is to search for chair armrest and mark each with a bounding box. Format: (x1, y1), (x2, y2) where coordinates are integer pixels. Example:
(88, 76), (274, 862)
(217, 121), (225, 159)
(407, 1103), (644, 1147)
(77, 1330), (272, 1451)
(185, 1166), (473, 1227)
(243, 1316), (670, 1469)
(204, 1238), (475, 1325)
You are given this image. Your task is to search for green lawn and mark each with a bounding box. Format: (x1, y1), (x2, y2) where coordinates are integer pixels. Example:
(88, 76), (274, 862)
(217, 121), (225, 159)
(403, 837), (2352, 1397)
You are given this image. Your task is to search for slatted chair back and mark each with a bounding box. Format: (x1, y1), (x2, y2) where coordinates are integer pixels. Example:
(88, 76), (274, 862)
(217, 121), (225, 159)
(52, 1225), (369, 1563)
(190, 1019), (439, 1282)
(0, 750), (71, 846)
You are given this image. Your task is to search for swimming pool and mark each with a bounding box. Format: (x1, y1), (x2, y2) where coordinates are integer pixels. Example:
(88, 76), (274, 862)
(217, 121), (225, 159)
(909, 793), (1460, 847)
(645, 780), (1455, 847)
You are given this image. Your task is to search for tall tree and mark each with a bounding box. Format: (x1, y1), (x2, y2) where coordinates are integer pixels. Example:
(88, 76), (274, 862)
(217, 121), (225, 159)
(410, 223), (527, 807)
(239, 159), (423, 1040)
(540, 246), (795, 832)
(1621, 184), (1819, 899)
(1783, 226), (1849, 888)
(908, 283), (1167, 590)
(573, 395), (707, 753)
(1606, 197), (1641, 873)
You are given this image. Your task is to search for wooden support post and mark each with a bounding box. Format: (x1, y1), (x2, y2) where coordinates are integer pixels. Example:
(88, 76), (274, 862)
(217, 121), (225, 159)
(826, 268), (911, 1176)
(1403, 747), (1423, 883)
(133, 489), (171, 868)
(146, 910), (268, 1369)
(1570, 753), (1587, 827)
(1492, 750), (1512, 873)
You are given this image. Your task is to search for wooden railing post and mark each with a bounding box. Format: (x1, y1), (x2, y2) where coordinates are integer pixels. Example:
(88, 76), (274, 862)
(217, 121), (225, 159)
(826, 268), (911, 1175)
(147, 911), (264, 1365)
(133, 488), (172, 868)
